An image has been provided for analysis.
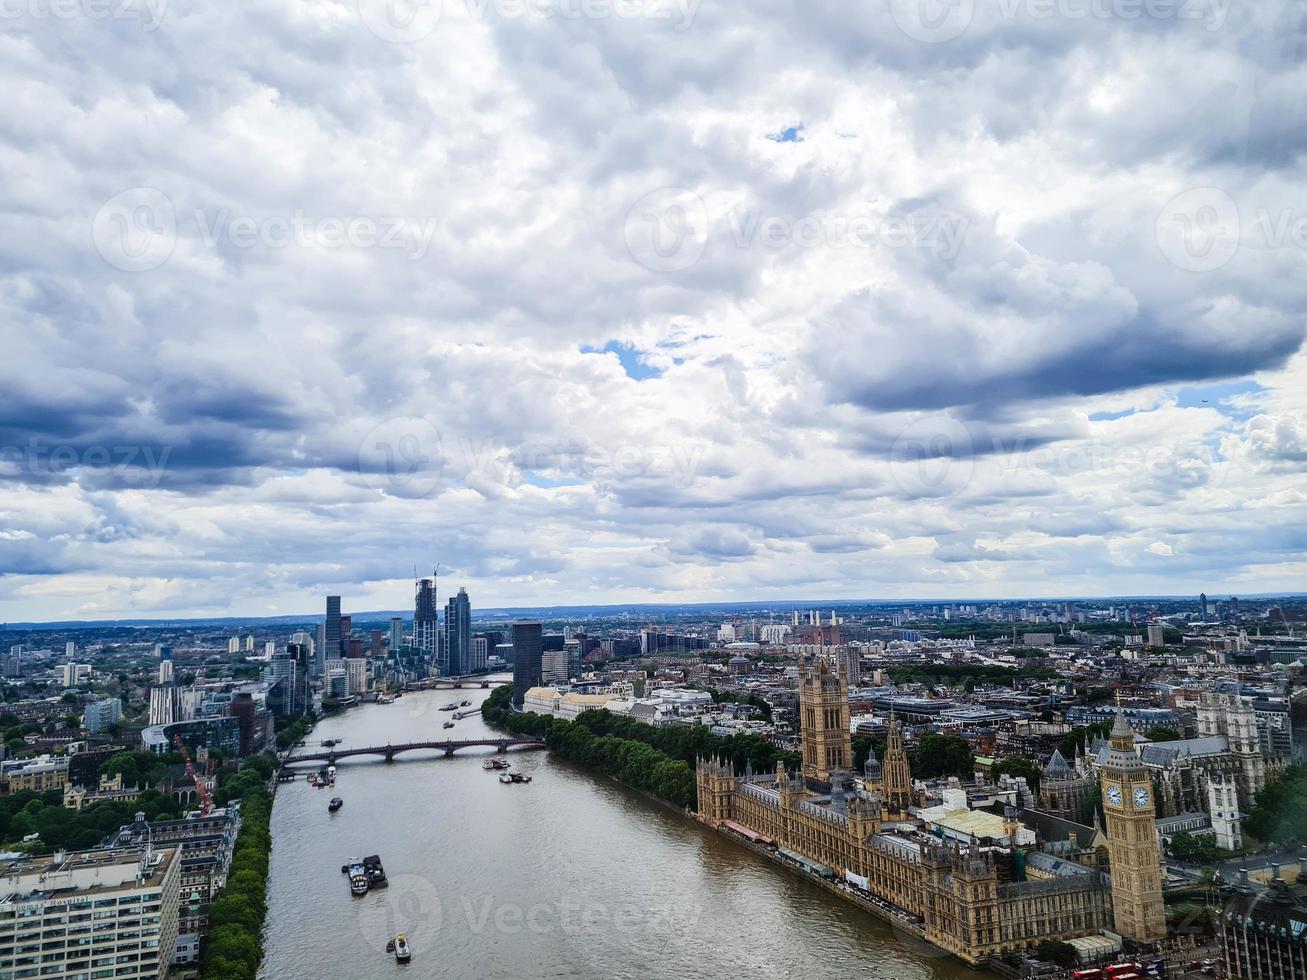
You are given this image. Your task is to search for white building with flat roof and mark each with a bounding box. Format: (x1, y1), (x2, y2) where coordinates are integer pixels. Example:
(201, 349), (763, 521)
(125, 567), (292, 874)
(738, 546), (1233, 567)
(0, 846), (181, 979)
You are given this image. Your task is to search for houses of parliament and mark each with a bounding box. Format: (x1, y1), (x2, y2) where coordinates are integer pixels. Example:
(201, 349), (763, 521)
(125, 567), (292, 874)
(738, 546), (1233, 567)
(695, 656), (1168, 965)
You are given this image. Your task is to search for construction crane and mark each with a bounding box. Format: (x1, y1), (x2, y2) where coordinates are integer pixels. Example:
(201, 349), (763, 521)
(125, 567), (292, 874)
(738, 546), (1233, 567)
(173, 734), (215, 816)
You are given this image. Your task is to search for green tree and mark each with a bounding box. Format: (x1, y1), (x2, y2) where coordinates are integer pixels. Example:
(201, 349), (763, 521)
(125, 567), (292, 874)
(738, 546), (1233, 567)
(1167, 831), (1220, 863)
(913, 732), (974, 779)
(1036, 940), (1079, 968)
(1245, 765), (1307, 845)
(1146, 727), (1181, 742)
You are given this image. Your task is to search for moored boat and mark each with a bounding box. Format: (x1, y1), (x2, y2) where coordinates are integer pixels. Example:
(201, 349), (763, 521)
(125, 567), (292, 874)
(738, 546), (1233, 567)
(345, 857), (368, 895)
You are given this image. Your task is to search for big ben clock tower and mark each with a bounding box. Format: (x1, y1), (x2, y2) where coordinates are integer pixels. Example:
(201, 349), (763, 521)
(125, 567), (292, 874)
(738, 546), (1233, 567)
(1100, 705), (1167, 942)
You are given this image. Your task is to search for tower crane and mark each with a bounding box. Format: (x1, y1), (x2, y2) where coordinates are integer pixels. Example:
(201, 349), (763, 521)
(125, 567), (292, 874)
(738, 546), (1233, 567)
(172, 734), (215, 816)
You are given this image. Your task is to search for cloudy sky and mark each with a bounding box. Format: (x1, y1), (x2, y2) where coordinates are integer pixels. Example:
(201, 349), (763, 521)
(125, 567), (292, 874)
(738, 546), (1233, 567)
(2, 0), (1306, 620)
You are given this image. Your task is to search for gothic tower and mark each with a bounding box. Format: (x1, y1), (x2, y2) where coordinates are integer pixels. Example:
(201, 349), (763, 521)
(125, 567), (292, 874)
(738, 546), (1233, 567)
(694, 756), (736, 826)
(799, 655), (853, 783)
(882, 712), (914, 815)
(1100, 706), (1167, 942)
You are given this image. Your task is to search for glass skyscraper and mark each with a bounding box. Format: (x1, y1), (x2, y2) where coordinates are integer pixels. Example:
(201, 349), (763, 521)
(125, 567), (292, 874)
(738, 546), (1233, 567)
(511, 621), (543, 708)
(444, 587), (471, 676)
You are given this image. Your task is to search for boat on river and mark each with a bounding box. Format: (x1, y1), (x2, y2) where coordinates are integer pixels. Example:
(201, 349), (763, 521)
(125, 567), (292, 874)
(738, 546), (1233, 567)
(343, 857), (368, 895)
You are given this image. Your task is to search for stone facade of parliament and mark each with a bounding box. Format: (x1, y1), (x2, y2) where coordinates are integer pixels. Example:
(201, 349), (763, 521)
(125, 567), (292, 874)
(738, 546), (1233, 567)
(695, 656), (1167, 965)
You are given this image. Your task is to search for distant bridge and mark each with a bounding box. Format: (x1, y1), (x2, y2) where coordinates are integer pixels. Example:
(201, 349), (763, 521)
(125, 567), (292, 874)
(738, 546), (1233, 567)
(283, 738), (545, 765)
(403, 676), (509, 690)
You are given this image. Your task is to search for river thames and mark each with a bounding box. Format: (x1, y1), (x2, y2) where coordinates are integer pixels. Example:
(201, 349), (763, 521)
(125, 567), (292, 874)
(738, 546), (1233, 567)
(260, 682), (990, 980)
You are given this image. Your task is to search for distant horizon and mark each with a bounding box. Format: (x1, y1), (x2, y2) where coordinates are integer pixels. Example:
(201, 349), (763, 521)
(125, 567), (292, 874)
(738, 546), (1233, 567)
(5, 590), (1303, 631)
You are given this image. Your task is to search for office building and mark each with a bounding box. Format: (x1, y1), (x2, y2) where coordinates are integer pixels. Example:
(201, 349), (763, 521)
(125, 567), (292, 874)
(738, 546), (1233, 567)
(266, 653), (301, 716)
(444, 587), (471, 676)
(101, 808), (241, 959)
(314, 623), (326, 677)
(346, 658), (369, 695)
(511, 622), (543, 708)
(323, 595), (342, 676)
(414, 577), (438, 664)
(82, 698), (123, 734)
(0, 846), (181, 979)
(540, 649), (568, 685)
(149, 686), (176, 727)
(470, 636), (489, 673)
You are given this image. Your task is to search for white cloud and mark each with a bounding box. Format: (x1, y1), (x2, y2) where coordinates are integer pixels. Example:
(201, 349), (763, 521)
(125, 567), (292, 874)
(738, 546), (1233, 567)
(0, 2), (1305, 618)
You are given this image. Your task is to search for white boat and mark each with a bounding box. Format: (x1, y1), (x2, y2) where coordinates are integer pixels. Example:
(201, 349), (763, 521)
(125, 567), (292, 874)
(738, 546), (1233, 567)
(394, 933), (411, 962)
(345, 857), (368, 895)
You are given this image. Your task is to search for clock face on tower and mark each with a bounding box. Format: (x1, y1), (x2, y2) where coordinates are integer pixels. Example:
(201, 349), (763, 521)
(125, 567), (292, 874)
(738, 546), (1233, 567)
(1134, 786), (1151, 809)
(1106, 784), (1123, 807)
